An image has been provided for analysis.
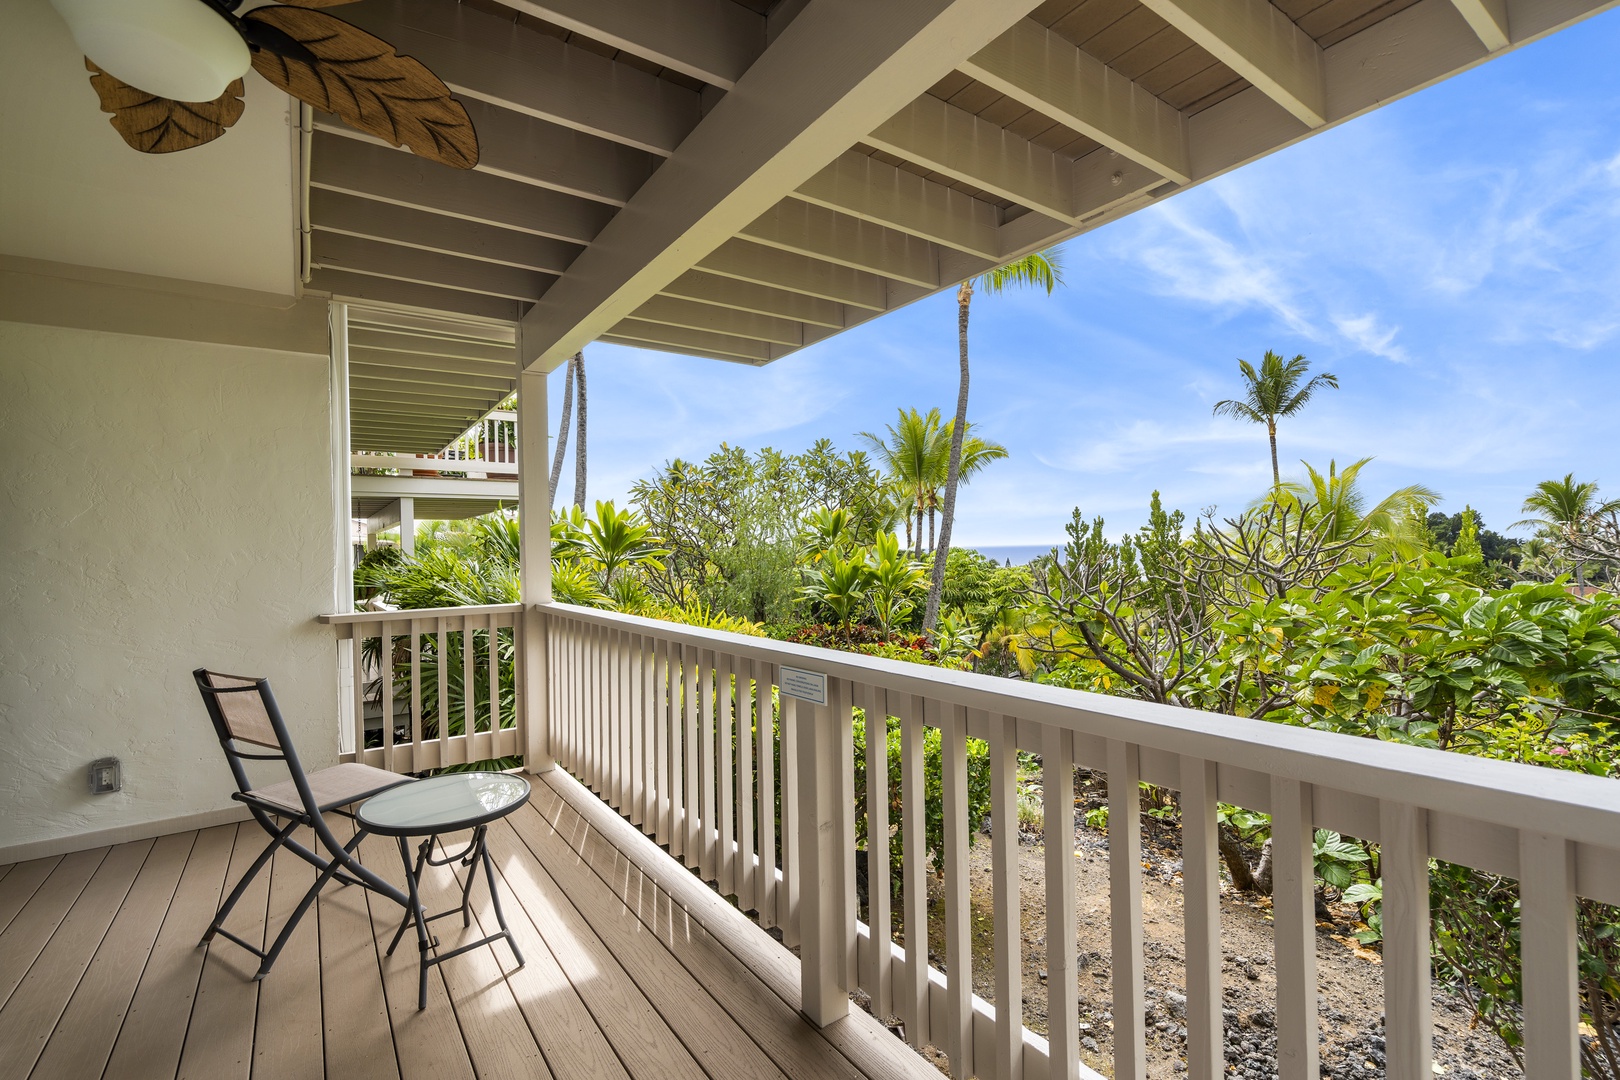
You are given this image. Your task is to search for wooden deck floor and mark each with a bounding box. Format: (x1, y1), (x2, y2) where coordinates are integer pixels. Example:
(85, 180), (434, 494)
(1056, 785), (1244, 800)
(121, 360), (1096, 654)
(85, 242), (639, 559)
(0, 770), (938, 1080)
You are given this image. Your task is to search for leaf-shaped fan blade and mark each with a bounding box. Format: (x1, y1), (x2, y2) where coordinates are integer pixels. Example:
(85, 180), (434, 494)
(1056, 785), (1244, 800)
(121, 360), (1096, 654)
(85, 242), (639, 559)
(84, 58), (244, 154)
(242, 6), (477, 169)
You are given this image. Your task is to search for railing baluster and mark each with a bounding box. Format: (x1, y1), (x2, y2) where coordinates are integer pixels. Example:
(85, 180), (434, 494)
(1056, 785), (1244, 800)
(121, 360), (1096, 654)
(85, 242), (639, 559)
(899, 692), (928, 1049)
(863, 683), (893, 1019)
(718, 652), (736, 895)
(612, 629), (625, 809)
(460, 615), (475, 768)
(409, 618), (423, 772)
(755, 663), (777, 929)
(1519, 831), (1580, 1079)
(736, 656), (756, 913)
(631, 633), (646, 828)
(436, 620), (449, 766)
(989, 712), (1023, 1080)
(781, 692), (800, 947)
(487, 610), (499, 762)
(837, 679), (858, 988)
(1046, 725), (1079, 1080)
(700, 650), (718, 881)
(684, 645), (701, 863)
(380, 619), (395, 772)
(941, 702), (974, 1077)
(1380, 801), (1431, 1080)
(1107, 739), (1146, 1080)
(1271, 776), (1318, 1080)
(351, 627), (365, 763)
(1180, 757), (1222, 1080)
(655, 637), (672, 848)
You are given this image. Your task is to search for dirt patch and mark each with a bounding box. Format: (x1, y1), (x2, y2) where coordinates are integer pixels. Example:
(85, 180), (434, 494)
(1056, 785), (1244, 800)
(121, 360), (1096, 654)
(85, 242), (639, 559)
(855, 810), (1518, 1079)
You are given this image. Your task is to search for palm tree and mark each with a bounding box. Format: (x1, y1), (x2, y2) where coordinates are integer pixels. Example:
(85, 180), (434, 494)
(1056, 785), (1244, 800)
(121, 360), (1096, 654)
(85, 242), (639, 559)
(925, 249), (1063, 630)
(1212, 351), (1339, 488)
(572, 351), (588, 510)
(1273, 458), (1440, 559)
(858, 409), (1007, 558)
(1514, 474), (1618, 587)
(548, 352), (578, 512)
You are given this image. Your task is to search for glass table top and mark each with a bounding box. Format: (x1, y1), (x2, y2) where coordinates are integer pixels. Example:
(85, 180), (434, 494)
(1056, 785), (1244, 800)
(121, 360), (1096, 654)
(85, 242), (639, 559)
(357, 772), (531, 836)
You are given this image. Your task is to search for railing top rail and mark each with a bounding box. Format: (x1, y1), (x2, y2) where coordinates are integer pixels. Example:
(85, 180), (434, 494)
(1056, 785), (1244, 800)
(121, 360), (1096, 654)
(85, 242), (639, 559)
(541, 601), (1620, 850)
(320, 603), (523, 625)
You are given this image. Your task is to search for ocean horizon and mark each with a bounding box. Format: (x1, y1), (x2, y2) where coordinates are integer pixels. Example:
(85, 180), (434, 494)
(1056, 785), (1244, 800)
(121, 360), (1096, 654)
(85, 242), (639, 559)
(960, 544), (1058, 566)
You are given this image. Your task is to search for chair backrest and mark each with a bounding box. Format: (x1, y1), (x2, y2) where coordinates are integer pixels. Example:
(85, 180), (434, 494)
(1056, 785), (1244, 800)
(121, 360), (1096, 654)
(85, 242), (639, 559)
(194, 669), (314, 810)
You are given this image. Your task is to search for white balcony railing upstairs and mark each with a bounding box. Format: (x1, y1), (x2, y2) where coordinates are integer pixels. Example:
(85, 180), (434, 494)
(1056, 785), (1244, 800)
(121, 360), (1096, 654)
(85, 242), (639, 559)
(352, 410), (518, 479)
(322, 602), (1620, 1080)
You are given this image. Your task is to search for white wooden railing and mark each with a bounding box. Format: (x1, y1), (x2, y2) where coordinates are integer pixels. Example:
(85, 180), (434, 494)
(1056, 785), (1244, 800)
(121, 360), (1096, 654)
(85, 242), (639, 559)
(319, 604), (524, 772)
(539, 602), (1620, 1080)
(316, 601), (1620, 1079)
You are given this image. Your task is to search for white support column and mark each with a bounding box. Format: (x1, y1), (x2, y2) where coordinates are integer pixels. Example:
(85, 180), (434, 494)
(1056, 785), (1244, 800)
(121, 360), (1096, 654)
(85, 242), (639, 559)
(518, 336), (554, 774)
(329, 301), (355, 756)
(397, 495), (415, 556)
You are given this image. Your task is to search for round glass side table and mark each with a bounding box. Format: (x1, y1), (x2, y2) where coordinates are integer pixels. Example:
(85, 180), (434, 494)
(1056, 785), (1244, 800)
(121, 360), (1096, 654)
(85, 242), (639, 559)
(357, 772), (530, 1009)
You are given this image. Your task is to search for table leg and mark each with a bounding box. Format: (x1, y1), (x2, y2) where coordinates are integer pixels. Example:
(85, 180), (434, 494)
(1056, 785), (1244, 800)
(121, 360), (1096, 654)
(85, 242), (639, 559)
(480, 833), (525, 968)
(386, 835), (436, 1010)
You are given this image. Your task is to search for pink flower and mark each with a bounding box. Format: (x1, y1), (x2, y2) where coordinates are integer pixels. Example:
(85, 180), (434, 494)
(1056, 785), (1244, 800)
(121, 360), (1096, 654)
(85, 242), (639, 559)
(1550, 746), (1570, 756)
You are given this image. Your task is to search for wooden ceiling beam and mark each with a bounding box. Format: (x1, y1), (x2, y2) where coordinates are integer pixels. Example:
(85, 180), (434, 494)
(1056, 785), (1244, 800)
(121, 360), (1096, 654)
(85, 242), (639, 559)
(793, 151), (1002, 259)
(349, 365), (515, 394)
(332, 0), (701, 155)
(348, 329), (515, 365)
(498, 0), (764, 90)
(660, 270), (846, 329)
(1449, 0), (1511, 51)
(310, 133), (613, 246)
(738, 201), (940, 288)
(695, 241), (887, 311)
(867, 94), (1077, 222)
(312, 234), (552, 303)
(309, 269), (523, 323)
(630, 295), (804, 347)
(1138, 0), (1327, 129)
(348, 347), (513, 380)
(961, 18), (1190, 184)
(600, 326), (770, 364)
(517, 0), (1047, 371)
(311, 191), (579, 275)
(313, 101), (656, 208)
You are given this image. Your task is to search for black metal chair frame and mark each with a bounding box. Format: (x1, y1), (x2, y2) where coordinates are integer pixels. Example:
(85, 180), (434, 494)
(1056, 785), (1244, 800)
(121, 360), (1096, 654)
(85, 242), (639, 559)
(193, 668), (411, 980)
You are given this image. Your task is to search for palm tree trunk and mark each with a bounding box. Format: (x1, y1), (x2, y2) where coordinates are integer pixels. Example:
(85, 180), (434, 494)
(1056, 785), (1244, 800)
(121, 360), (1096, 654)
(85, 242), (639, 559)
(928, 507), (936, 552)
(548, 354), (577, 511)
(926, 281), (973, 630)
(915, 503), (925, 558)
(1267, 419), (1280, 488)
(573, 351), (588, 510)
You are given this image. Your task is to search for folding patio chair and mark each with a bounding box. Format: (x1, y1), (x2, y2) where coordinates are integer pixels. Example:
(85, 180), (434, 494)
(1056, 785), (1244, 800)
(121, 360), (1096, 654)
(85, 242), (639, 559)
(193, 668), (413, 979)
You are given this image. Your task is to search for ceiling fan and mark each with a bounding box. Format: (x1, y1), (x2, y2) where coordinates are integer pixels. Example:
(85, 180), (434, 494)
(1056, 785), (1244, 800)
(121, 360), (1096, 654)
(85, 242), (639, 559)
(51, 0), (478, 168)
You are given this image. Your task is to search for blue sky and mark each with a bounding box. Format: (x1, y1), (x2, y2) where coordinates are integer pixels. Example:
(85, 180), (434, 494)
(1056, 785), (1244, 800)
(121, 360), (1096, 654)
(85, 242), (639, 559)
(548, 13), (1620, 546)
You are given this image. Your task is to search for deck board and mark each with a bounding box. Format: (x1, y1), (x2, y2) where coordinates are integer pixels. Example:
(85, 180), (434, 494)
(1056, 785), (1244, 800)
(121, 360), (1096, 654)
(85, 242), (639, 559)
(2, 786), (937, 1080)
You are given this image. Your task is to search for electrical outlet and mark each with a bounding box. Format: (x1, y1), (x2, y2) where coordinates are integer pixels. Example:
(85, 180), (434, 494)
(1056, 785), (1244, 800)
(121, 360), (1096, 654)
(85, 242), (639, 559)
(89, 757), (121, 794)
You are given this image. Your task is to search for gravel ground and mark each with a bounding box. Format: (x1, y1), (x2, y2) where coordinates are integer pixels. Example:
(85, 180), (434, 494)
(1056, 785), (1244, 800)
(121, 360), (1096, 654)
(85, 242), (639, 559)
(850, 809), (1520, 1079)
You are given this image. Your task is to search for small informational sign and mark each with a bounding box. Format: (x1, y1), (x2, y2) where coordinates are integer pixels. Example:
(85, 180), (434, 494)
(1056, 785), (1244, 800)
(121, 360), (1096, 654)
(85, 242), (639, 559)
(779, 666), (828, 706)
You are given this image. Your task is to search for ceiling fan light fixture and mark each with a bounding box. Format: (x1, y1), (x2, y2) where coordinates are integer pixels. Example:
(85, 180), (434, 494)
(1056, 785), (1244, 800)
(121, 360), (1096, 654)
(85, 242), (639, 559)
(52, 0), (250, 104)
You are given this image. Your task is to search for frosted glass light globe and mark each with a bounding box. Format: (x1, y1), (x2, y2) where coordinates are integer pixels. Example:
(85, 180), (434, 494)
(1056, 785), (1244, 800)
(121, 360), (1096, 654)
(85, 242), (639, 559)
(52, 0), (251, 103)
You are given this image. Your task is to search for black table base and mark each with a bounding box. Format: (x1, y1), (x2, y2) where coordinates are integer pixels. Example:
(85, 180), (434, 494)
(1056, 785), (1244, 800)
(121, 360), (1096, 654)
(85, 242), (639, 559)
(385, 825), (525, 1009)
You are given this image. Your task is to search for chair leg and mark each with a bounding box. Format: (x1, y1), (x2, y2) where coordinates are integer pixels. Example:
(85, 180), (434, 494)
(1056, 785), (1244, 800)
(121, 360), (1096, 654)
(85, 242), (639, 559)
(201, 818), (297, 947)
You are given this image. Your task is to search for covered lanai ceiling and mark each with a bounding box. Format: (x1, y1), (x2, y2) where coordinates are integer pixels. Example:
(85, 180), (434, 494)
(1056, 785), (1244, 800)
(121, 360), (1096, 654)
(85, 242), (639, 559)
(303, 0), (1613, 382)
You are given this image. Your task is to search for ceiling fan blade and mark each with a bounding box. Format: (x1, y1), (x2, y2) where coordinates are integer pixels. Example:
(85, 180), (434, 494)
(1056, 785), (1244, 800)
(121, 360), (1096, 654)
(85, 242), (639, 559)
(272, 0), (362, 7)
(241, 5), (477, 170)
(84, 58), (244, 154)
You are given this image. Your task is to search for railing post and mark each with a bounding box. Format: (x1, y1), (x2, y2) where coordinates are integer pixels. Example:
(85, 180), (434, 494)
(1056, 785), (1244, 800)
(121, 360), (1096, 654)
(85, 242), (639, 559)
(798, 686), (851, 1027)
(1380, 802), (1431, 1080)
(1519, 831), (1580, 1079)
(518, 355), (552, 773)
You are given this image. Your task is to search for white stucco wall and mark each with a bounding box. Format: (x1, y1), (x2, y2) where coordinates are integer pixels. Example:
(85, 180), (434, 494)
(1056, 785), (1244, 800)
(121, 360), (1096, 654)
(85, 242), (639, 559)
(0, 320), (337, 850)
